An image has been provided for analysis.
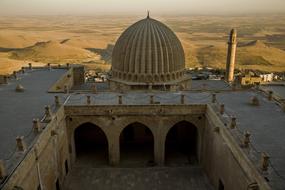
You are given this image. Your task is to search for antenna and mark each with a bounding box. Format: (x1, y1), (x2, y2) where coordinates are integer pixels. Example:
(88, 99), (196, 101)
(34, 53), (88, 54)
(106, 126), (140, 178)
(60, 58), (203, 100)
(147, 10), (150, 18)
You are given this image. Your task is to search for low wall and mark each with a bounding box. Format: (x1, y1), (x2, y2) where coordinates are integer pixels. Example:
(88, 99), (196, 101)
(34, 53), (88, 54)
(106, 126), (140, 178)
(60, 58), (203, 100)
(203, 104), (271, 190)
(1, 103), (271, 190)
(48, 66), (85, 93)
(2, 106), (70, 190)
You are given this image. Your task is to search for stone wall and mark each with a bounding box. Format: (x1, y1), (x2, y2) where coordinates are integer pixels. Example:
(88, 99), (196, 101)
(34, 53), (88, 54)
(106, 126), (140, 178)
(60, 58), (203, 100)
(203, 105), (271, 190)
(2, 106), (70, 190)
(65, 105), (206, 166)
(1, 104), (271, 190)
(48, 66), (85, 93)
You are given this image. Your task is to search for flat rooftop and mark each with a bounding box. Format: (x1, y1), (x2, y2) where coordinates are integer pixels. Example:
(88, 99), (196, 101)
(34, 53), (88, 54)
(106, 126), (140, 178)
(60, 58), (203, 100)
(0, 68), (67, 174)
(1, 70), (285, 189)
(66, 83), (285, 189)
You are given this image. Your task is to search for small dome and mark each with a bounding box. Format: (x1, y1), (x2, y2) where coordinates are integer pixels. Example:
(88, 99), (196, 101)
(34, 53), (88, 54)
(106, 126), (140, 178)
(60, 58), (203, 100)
(111, 16), (185, 83)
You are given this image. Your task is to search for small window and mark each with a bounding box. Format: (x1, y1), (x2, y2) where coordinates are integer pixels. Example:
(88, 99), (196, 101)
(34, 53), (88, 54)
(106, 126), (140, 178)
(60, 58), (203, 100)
(65, 160), (69, 175)
(219, 179), (224, 190)
(56, 179), (60, 190)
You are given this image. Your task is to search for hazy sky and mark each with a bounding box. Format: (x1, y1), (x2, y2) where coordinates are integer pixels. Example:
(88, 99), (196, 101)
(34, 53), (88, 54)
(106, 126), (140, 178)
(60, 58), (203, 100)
(0, 0), (284, 15)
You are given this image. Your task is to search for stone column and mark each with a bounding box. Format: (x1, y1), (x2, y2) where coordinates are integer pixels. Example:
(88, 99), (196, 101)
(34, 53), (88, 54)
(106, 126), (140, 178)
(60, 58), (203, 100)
(0, 160), (6, 179)
(86, 96), (91, 105)
(43, 105), (52, 122)
(108, 135), (120, 166)
(55, 96), (61, 107)
(243, 131), (251, 148)
(180, 94), (185, 104)
(220, 104), (225, 115)
(154, 133), (164, 166)
(212, 93), (216, 103)
(155, 120), (166, 166)
(260, 152), (270, 171)
(16, 136), (26, 152)
(150, 95), (154, 104)
(118, 95), (123, 105)
(33, 119), (42, 133)
(230, 117), (236, 129)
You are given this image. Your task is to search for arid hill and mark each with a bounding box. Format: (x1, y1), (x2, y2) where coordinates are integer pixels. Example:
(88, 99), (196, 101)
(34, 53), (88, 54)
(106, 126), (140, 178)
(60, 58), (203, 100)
(0, 15), (284, 74)
(195, 40), (285, 71)
(9, 41), (100, 63)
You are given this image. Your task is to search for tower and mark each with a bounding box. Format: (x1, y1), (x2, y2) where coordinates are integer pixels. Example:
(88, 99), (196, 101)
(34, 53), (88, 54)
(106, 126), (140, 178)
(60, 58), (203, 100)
(225, 29), (237, 83)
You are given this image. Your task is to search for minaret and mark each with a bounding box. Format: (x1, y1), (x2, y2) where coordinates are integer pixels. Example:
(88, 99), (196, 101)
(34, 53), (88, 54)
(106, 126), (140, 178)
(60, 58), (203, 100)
(225, 29), (237, 83)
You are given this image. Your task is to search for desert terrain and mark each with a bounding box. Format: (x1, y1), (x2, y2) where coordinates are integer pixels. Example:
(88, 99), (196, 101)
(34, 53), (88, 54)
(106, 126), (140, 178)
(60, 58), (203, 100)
(0, 14), (285, 74)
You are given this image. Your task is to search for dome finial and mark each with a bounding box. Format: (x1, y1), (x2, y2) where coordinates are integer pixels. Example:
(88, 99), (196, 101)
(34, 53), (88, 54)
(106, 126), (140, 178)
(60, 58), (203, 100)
(147, 10), (150, 19)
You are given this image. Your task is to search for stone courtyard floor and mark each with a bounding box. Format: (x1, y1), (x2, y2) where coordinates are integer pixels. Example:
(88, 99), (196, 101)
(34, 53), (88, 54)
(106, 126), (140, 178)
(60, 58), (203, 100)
(63, 165), (213, 190)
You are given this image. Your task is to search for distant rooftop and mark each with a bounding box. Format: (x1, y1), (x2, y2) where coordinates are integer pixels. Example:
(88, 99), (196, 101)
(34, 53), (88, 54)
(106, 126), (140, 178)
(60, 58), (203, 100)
(0, 68), (67, 175)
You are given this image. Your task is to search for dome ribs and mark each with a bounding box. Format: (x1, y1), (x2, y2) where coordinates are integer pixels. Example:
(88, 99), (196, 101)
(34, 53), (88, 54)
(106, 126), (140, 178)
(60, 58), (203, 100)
(140, 20), (148, 76)
(155, 21), (170, 74)
(134, 21), (146, 75)
(126, 21), (144, 74)
(114, 21), (139, 72)
(149, 20), (159, 75)
(152, 20), (164, 74)
(112, 17), (185, 83)
(146, 20), (152, 75)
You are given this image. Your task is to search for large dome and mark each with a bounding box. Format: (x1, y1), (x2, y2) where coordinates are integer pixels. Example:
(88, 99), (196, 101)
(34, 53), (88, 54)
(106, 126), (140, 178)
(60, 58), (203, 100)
(111, 15), (185, 83)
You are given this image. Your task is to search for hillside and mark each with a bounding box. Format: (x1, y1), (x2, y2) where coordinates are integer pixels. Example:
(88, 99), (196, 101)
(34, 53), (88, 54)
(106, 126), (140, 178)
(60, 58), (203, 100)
(0, 15), (285, 74)
(9, 41), (100, 63)
(195, 40), (285, 71)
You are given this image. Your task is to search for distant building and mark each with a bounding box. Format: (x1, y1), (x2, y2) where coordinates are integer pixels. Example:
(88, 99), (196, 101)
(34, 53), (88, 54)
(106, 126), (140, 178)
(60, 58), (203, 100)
(260, 73), (274, 82)
(239, 74), (262, 86)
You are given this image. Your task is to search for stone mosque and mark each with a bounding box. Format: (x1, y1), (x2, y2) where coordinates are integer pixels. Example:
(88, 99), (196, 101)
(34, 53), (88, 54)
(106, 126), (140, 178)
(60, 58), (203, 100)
(0, 14), (285, 190)
(110, 13), (191, 91)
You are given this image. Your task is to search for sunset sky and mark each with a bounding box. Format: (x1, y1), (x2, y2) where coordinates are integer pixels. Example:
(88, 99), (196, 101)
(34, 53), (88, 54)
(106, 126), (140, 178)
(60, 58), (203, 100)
(0, 0), (284, 15)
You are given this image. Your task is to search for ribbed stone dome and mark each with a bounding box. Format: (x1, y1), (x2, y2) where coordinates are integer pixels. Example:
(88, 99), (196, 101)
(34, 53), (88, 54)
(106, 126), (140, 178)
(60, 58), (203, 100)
(111, 16), (185, 83)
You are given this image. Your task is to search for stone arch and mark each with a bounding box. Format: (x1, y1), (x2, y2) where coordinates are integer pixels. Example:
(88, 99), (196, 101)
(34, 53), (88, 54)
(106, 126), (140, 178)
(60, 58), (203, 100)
(119, 122), (155, 166)
(164, 120), (198, 166)
(74, 122), (109, 166)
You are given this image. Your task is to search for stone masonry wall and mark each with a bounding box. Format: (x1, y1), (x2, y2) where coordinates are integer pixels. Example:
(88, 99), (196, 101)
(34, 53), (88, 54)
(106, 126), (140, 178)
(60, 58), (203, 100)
(2, 106), (70, 190)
